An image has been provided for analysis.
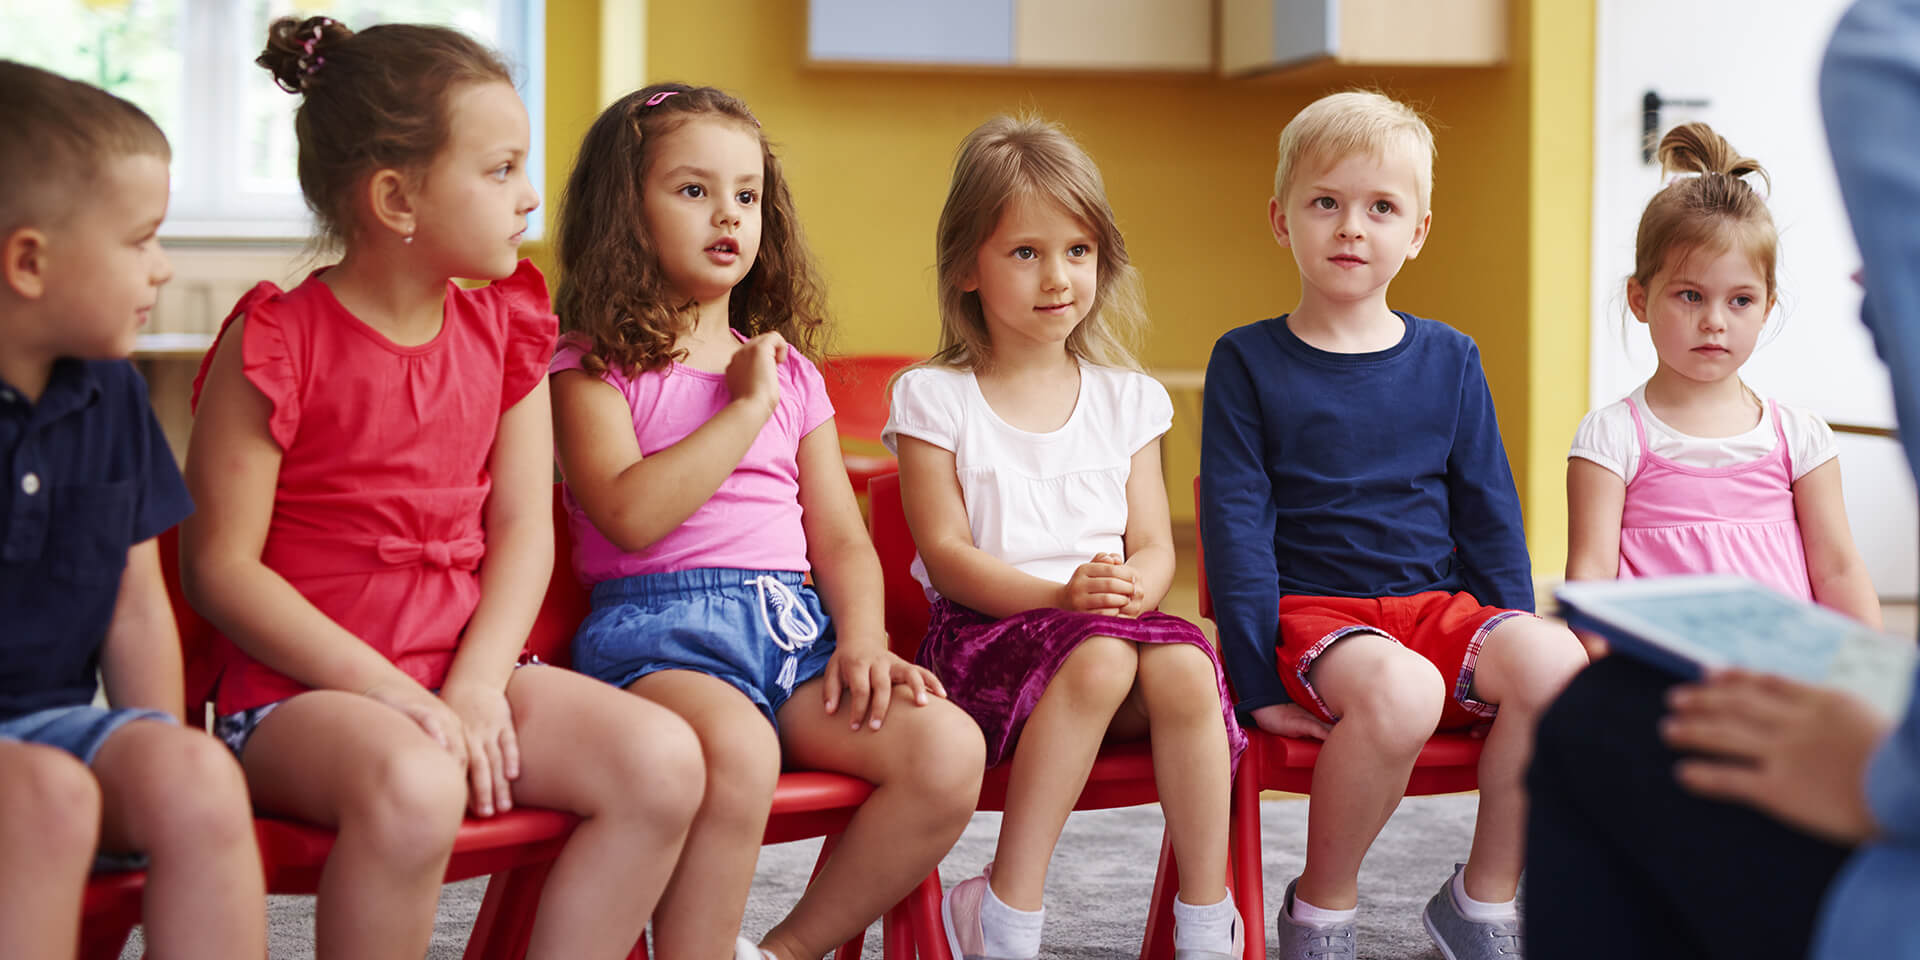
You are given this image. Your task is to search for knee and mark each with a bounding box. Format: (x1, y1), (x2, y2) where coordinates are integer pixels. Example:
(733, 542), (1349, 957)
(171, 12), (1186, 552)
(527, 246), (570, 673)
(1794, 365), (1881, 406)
(140, 731), (255, 846)
(695, 720), (781, 823)
(346, 745), (466, 866)
(1049, 636), (1139, 709)
(606, 708), (707, 829)
(1138, 644), (1222, 720)
(892, 704), (985, 820)
(1491, 624), (1591, 716)
(1337, 657), (1445, 753)
(0, 747), (100, 857)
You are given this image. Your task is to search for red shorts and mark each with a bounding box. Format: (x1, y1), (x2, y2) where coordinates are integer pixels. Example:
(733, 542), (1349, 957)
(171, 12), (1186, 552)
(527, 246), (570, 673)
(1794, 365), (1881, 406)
(1276, 591), (1531, 729)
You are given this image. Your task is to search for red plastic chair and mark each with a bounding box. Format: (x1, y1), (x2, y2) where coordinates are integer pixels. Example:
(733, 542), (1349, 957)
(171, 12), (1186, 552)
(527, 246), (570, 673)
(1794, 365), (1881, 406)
(867, 472), (1230, 960)
(1183, 477), (1483, 960)
(820, 354), (920, 495)
(79, 870), (145, 960)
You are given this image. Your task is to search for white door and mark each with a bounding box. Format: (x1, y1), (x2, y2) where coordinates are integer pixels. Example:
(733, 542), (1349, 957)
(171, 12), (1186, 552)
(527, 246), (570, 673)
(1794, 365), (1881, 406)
(1591, 0), (1919, 599)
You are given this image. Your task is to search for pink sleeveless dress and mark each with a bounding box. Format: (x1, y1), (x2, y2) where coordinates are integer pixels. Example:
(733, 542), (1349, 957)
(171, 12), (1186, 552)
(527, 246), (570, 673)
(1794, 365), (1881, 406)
(1617, 398), (1813, 599)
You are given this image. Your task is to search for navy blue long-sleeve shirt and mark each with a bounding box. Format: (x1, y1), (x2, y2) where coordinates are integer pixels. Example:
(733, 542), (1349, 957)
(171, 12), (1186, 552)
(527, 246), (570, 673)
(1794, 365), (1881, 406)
(1199, 313), (1534, 714)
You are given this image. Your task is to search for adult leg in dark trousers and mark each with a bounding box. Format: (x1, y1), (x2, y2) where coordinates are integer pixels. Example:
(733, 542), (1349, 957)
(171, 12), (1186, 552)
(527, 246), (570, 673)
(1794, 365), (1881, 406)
(1525, 656), (1852, 960)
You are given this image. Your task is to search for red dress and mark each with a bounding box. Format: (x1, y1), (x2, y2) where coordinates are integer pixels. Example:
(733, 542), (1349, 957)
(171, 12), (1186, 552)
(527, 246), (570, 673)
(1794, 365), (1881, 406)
(190, 260), (557, 714)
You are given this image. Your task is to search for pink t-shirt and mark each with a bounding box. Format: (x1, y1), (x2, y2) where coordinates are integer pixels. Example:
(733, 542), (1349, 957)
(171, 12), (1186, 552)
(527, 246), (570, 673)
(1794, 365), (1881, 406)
(550, 335), (835, 586)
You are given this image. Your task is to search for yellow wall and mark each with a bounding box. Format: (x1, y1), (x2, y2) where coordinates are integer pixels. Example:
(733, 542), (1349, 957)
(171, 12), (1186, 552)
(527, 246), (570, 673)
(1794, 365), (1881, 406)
(545, 0), (1592, 579)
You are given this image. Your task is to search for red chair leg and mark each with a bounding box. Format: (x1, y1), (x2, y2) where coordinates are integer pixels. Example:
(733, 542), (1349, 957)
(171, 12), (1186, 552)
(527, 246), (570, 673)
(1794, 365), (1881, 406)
(631, 931), (649, 960)
(463, 860), (557, 960)
(882, 900), (916, 959)
(1141, 827), (1179, 960)
(78, 919), (136, 960)
(906, 869), (948, 960)
(1229, 761), (1266, 960)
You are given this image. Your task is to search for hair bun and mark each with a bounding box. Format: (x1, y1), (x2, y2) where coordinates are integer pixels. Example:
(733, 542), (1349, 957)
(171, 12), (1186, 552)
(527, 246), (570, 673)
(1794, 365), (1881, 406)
(1656, 121), (1770, 194)
(257, 16), (353, 94)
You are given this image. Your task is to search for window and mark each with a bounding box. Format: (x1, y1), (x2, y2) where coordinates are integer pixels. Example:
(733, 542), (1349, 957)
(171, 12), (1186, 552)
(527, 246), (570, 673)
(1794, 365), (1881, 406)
(1, 0), (546, 240)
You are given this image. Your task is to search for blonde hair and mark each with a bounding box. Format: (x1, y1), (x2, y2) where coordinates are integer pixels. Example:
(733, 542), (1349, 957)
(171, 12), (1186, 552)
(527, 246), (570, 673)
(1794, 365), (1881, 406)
(1632, 122), (1776, 304)
(1273, 90), (1435, 212)
(926, 115), (1147, 374)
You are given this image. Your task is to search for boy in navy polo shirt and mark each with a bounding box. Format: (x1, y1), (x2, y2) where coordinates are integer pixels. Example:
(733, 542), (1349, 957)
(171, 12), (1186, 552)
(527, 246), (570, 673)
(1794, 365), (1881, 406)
(1199, 91), (1590, 960)
(0, 61), (263, 958)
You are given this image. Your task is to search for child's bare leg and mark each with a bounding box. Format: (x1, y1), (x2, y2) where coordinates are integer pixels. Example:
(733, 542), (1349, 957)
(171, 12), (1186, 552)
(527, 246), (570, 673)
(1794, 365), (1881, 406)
(503, 665), (706, 960)
(92, 719), (265, 960)
(1299, 634), (1445, 909)
(1109, 643), (1230, 905)
(1457, 618), (1588, 903)
(625, 671), (779, 960)
(0, 742), (98, 960)
(761, 681), (985, 960)
(993, 636), (1139, 909)
(242, 691), (467, 960)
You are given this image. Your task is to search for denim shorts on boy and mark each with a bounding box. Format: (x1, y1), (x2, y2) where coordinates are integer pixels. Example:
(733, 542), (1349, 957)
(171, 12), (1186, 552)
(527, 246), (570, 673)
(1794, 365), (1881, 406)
(573, 568), (838, 728)
(0, 703), (175, 765)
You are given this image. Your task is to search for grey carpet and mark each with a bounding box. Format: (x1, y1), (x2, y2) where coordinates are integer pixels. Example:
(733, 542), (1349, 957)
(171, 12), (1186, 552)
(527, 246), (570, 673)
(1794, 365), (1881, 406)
(120, 793), (1477, 959)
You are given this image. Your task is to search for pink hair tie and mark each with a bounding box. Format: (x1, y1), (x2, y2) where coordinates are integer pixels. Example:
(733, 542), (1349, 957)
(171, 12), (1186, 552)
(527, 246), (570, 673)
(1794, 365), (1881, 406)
(645, 90), (679, 107)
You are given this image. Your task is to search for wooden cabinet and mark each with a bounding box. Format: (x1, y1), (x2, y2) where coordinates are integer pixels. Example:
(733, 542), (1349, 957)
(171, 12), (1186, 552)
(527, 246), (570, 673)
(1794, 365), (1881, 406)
(1219, 0), (1506, 76)
(807, 0), (1211, 72)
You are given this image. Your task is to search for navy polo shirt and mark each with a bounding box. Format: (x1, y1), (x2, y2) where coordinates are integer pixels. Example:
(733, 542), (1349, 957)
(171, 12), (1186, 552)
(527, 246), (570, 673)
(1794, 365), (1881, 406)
(0, 359), (191, 720)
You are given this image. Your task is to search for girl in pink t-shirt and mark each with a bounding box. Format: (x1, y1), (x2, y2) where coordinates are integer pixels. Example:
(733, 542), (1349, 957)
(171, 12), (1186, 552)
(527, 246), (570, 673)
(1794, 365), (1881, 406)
(1567, 122), (1880, 628)
(548, 83), (984, 960)
(184, 19), (702, 960)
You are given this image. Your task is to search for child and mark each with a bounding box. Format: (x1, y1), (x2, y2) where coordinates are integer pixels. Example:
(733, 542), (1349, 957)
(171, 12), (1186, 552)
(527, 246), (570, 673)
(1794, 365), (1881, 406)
(887, 114), (1249, 960)
(1199, 90), (1590, 960)
(0, 60), (265, 959)
(182, 20), (703, 960)
(1527, 120), (1886, 960)
(1566, 122), (1880, 626)
(548, 83), (985, 960)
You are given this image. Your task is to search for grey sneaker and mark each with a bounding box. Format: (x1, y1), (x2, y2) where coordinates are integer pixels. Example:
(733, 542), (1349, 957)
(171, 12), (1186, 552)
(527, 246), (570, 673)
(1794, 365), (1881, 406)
(1276, 879), (1356, 960)
(1423, 863), (1522, 960)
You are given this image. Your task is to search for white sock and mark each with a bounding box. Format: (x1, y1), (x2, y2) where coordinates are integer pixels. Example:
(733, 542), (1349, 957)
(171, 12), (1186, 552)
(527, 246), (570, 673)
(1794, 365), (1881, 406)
(1173, 894), (1239, 953)
(981, 884), (1045, 959)
(733, 936), (775, 960)
(1451, 868), (1519, 922)
(1287, 886), (1357, 928)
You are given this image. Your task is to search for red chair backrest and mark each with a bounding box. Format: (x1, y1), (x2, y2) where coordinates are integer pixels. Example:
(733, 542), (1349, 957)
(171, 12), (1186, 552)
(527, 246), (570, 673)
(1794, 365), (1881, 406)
(1193, 477), (1214, 623)
(157, 483), (592, 712)
(866, 473), (931, 661)
(820, 355), (919, 444)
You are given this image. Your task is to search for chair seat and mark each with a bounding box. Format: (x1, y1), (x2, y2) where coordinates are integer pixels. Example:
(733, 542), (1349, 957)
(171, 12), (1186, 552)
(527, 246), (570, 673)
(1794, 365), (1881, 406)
(250, 809), (580, 892)
(1249, 730), (1483, 795)
(977, 739), (1161, 812)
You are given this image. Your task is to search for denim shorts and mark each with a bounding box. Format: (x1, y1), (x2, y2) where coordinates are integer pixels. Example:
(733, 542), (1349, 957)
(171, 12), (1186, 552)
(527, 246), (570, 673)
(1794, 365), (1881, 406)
(0, 704), (175, 765)
(573, 568), (838, 728)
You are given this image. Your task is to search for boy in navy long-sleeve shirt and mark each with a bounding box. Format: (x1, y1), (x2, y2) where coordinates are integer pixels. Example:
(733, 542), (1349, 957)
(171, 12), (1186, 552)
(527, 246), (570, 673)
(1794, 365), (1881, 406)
(1199, 90), (1588, 960)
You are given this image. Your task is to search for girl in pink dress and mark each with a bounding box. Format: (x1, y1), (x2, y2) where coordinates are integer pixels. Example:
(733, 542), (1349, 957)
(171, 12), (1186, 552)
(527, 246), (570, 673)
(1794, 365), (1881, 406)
(180, 18), (702, 960)
(1566, 122), (1881, 628)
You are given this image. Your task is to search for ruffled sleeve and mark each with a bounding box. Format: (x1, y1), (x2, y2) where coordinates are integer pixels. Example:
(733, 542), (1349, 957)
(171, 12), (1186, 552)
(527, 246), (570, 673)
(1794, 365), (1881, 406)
(1568, 400), (1638, 483)
(190, 281), (302, 451)
(493, 260), (559, 412)
(882, 367), (961, 454)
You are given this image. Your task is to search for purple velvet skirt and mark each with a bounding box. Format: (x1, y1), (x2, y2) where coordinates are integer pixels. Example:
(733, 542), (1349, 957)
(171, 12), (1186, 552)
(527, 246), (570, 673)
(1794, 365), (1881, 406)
(918, 598), (1248, 768)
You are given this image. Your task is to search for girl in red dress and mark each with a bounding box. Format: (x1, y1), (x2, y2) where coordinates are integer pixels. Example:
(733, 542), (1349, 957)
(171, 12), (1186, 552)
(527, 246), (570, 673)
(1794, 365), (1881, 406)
(181, 18), (703, 960)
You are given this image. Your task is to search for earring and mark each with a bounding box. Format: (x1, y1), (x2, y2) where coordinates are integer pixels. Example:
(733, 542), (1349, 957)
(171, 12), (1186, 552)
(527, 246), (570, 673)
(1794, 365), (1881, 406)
(402, 230), (414, 246)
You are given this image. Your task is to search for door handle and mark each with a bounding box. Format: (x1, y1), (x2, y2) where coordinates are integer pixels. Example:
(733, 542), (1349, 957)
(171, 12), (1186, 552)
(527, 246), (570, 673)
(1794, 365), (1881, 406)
(1643, 89), (1712, 164)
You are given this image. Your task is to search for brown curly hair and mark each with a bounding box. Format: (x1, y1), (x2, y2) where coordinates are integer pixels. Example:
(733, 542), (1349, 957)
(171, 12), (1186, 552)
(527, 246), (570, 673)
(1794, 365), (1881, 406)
(554, 83), (830, 377)
(256, 16), (512, 248)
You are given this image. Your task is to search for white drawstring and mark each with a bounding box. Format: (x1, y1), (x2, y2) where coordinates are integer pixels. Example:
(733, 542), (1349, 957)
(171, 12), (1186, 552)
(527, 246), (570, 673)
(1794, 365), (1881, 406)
(743, 575), (820, 692)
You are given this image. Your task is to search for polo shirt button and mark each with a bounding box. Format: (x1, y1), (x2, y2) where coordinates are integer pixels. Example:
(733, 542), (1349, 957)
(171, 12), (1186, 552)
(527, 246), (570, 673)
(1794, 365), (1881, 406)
(20, 473), (39, 495)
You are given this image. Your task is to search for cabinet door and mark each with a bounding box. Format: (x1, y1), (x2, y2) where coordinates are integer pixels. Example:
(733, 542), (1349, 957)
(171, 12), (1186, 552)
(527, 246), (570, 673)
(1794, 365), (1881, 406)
(1220, 0), (1504, 76)
(1013, 0), (1211, 71)
(807, 0), (1014, 65)
(1220, 0), (1336, 75)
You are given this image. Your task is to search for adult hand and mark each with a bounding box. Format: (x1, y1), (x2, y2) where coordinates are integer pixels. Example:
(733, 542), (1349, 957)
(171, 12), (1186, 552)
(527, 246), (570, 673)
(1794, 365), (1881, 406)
(1663, 669), (1892, 845)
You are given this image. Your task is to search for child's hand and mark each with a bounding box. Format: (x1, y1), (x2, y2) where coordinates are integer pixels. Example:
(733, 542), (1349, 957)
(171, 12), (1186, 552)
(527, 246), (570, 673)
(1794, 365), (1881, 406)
(726, 331), (788, 416)
(1060, 555), (1136, 615)
(1250, 702), (1333, 741)
(1662, 669), (1893, 844)
(363, 681), (468, 765)
(822, 642), (947, 731)
(441, 682), (521, 818)
(1091, 552), (1149, 617)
